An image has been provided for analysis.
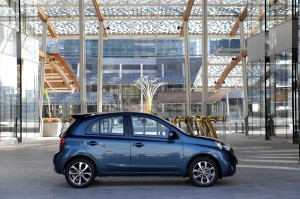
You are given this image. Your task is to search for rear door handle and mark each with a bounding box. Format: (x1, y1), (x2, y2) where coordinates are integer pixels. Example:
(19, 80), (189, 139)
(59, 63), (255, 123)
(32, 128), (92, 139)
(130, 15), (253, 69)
(132, 142), (144, 148)
(86, 141), (98, 146)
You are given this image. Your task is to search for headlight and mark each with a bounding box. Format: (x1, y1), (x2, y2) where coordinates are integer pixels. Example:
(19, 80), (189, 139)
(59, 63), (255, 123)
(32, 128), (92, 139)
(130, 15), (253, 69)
(216, 142), (223, 150)
(223, 144), (232, 151)
(215, 141), (232, 152)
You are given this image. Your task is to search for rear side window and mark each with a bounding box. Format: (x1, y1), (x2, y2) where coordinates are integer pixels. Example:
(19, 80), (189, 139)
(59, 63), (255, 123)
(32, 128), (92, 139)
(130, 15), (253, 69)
(85, 116), (124, 136)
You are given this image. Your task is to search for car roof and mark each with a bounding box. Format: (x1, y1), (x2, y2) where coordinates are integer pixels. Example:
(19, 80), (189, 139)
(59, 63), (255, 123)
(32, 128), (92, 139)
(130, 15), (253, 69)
(71, 111), (157, 119)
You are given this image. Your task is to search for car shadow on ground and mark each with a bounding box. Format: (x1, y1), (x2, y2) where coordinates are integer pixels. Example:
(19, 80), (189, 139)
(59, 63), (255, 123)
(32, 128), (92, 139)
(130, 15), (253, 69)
(88, 177), (236, 187)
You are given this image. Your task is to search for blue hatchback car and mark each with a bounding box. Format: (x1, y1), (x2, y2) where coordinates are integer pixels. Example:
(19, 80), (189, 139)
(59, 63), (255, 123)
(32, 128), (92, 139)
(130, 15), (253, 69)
(53, 112), (237, 188)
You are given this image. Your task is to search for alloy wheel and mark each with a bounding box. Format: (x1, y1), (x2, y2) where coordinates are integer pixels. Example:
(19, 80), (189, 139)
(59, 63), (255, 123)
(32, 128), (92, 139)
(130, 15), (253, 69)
(65, 159), (96, 188)
(189, 157), (219, 187)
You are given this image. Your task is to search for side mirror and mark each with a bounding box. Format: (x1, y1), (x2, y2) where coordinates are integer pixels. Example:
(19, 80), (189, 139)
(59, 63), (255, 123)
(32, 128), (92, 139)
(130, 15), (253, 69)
(168, 131), (178, 139)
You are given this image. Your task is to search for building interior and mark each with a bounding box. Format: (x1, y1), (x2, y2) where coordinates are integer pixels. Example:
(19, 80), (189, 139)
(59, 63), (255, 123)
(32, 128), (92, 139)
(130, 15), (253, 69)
(0, 0), (299, 156)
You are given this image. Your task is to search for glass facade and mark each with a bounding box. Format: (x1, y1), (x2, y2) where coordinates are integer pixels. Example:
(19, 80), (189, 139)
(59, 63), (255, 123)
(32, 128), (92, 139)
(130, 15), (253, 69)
(1, 0), (298, 144)
(44, 38), (243, 124)
(0, 51), (17, 140)
(247, 0), (299, 142)
(0, 0), (40, 142)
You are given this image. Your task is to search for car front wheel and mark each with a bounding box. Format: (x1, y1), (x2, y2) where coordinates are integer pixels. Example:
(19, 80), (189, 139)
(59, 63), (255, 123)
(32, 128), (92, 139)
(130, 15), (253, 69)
(189, 157), (219, 187)
(65, 158), (96, 188)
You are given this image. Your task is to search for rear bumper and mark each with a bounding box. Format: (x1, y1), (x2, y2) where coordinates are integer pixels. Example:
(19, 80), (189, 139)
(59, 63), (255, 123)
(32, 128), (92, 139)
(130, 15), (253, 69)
(53, 151), (64, 174)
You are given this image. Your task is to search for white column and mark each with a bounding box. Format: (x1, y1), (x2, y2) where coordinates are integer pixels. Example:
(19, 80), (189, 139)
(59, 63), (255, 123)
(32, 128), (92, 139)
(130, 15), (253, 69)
(161, 64), (165, 91)
(140, 64), (143, 112)
(182, 63), (185, 77)
(79, 0), (87, 113)
(39, 22), (47, 118)
(119, 64), (123, 111)
(184, 21), (191, 117)
(240, 21), (248, 118)
(97, 21), (104, 112)
(182, 63), (186, 91)
(226, 93), (230, 116)
(161, 63), (165, 114)
(226, 92), (231, 132)
(39, 21), (47, 136)
(202, 0), (208, 116)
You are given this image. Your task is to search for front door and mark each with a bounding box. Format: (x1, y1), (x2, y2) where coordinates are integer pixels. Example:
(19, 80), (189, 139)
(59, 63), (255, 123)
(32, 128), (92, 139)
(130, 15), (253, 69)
(129, 115), (183, 175)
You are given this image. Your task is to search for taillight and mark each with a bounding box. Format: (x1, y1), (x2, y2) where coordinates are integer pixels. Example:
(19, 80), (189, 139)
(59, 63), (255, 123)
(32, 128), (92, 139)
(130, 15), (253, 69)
(60, 137), (66, 150)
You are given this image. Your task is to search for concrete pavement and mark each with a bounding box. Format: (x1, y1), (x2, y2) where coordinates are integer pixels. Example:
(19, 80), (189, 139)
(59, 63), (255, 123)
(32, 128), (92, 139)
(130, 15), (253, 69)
(0, 133), (299, 199)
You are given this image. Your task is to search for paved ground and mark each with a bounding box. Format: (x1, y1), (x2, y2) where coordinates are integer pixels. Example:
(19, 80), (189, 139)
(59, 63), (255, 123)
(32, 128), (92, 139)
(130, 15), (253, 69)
(0, 133), (299, 199)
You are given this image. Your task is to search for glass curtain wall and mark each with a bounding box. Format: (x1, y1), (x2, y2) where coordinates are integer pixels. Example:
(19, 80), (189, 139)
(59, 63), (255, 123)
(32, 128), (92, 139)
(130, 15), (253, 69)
(248, 60), (266, 137)
(0, 1), (18, 141)
(0, 52), (18, 141)
(247, 0), (298, 141)
(47, 39), (202, 119)
(0, 1), (39, 141)
(46, 37), (245, 132)
(269, 51), (293, 139)
(22, 59), (39, 138)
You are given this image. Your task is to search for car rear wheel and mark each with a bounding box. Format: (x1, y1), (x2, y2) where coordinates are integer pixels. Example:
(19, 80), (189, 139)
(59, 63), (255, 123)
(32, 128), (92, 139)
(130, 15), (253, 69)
(188, 157), (219, 187)
(65, 158), (96, 188)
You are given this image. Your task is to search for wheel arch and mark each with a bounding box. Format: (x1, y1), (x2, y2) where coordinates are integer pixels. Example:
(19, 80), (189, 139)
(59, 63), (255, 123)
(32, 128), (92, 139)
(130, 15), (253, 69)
(185, 154), (222, 179)
(64, 155), (99, 176)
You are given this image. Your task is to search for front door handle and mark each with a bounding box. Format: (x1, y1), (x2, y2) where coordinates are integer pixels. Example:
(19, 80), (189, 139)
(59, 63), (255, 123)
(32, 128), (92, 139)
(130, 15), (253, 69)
(86, 141), (98, 146)
(132, 142), (144, 148)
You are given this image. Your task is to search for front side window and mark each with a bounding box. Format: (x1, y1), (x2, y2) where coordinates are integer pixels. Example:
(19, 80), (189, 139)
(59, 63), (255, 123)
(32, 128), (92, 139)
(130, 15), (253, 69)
(132, 116), (171, 138)
(85, 116), (124, 135)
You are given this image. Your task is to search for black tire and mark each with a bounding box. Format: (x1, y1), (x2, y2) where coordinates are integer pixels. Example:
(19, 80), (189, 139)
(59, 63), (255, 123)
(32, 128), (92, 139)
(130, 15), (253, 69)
(188, 157), (219, 187)
(65, 158), (96, 188)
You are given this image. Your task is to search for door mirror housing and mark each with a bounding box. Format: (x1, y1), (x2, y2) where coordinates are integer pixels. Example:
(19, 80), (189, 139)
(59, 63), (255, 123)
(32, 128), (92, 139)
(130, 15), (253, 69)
(168, 131), (178, 139)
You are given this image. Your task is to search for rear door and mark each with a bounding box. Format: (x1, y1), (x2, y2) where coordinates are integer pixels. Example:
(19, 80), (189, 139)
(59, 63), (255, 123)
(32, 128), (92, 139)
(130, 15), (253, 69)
(83, 115), (131, 174)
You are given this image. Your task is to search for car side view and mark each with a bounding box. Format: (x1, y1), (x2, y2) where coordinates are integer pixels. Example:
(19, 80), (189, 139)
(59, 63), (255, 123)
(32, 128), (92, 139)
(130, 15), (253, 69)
(53, 112), (237, 188)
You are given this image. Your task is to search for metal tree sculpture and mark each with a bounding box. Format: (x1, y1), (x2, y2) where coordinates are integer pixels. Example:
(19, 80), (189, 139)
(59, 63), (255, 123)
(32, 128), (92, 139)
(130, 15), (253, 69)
(135, 76), (164, 113)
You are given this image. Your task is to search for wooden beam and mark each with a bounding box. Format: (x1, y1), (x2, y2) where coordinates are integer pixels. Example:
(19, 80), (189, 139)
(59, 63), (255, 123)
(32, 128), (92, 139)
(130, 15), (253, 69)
(179, 0), (195, 37)
(38, 7), (47, 22)
(92, 0), (104, 22)
(229, 21), (239, 37)
(229, 6), (247, 37)
(39, 51), (46, 58)
(92, 0), (108, 37)
(37, 7), (58, 39)
(239, 6), (247, 21)
(47, 21), (58, 39)
(207, 91), (227, 102)
(44, 54), (73, 91)
(214, 50), (247, 90)
(48, 53), (80, 89)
